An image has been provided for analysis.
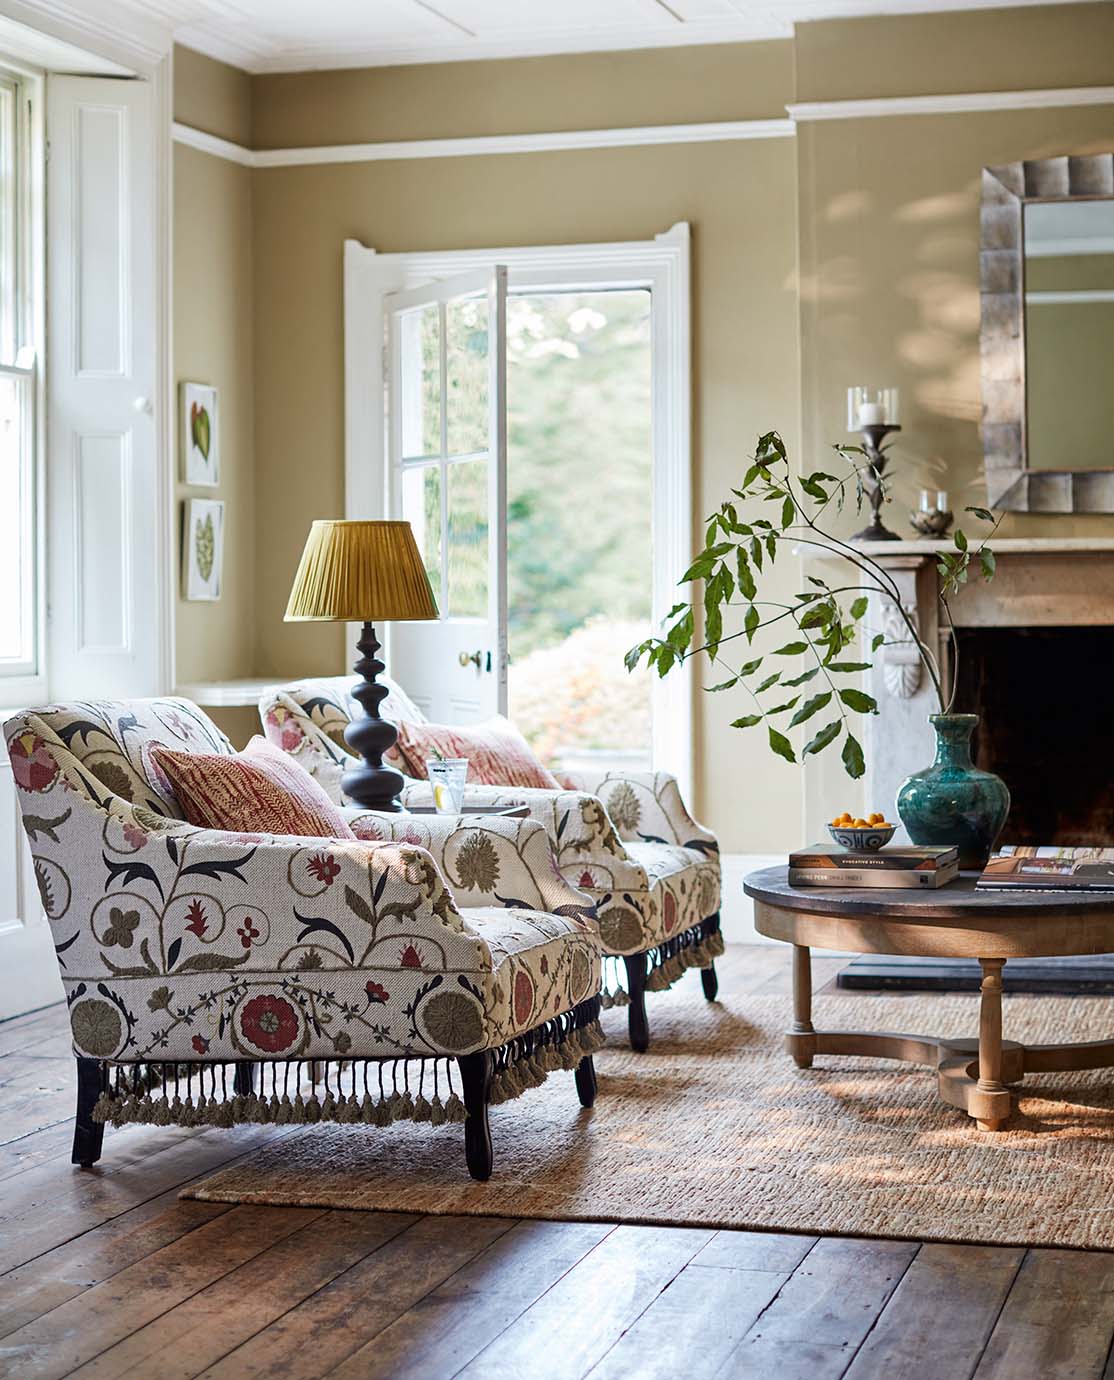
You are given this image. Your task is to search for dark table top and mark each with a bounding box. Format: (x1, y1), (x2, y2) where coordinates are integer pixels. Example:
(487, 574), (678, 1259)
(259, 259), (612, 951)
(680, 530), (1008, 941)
(743, 865), (1114, 922)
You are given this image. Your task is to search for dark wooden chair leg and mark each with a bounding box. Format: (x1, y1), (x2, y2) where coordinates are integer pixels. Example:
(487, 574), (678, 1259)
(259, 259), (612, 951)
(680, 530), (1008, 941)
(233, 1061), (256, 1096)
(701, 962), (719, 1001)
(574, 1055), (597, 1107)
(623, 952), (650, 1053)
(72, 1057), (106, 1168)
(457, 1050), (494, 1181)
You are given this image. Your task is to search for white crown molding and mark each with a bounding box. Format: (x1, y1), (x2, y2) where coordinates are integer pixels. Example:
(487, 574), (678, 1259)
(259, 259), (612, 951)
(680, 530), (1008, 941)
(0, 0), (171, 70)
(175, 17), (791, 74)
(172, 117), (794, 168)
(789, 85), (1114, 121)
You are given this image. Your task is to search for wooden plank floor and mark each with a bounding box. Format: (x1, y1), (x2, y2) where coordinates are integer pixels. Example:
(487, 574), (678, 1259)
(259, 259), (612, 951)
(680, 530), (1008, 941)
(3, 945), (1114, 1380)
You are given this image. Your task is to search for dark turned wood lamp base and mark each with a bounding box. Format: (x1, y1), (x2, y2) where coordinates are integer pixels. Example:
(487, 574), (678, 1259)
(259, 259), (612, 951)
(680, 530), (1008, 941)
(341, 620), (405, 813)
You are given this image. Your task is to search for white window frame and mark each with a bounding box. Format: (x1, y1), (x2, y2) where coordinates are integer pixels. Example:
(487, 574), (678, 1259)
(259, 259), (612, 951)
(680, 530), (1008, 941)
(344, 223), (693, 799)
(0, 57), (44, 707)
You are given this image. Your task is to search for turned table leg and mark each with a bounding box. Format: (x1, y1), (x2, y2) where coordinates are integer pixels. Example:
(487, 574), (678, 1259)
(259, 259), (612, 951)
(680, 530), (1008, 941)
(973, 958), (1013, 1131)
(787, 944), (817, 1069)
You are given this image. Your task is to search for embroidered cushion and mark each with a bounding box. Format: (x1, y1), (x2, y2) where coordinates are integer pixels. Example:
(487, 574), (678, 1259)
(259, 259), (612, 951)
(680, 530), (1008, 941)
(394, 715), (561, 791)
(151, 736), (357, 839)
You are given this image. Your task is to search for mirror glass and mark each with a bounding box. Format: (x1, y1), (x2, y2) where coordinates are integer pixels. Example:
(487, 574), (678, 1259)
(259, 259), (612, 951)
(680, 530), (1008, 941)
(1024, 199), (1114, 470)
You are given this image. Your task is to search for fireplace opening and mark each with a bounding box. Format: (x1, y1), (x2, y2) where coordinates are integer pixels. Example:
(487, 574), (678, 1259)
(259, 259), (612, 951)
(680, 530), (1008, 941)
(953, 625), (1114, 848)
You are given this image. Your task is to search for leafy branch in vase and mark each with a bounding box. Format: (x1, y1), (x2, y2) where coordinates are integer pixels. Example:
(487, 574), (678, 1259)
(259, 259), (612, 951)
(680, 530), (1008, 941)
(626, 431), (1002, 779)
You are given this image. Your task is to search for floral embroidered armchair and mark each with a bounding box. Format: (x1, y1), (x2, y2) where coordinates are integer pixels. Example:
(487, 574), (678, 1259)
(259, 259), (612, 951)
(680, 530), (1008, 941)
(4, 698), (603, 1180)
(260, 675), (723, 1053)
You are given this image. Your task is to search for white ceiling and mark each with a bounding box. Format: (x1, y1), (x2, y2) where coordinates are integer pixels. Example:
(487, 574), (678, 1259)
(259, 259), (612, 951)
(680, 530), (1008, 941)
(111, 0), (1086, 73)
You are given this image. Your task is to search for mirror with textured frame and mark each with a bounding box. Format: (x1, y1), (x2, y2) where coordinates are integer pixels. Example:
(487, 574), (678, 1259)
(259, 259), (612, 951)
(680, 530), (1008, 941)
(980, 153), (1114, 512)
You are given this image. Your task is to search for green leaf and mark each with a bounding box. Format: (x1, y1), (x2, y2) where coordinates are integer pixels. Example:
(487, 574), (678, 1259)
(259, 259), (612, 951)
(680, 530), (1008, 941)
(750, 536), (763, 572)
(741, 463), (763, 490)
(731, 714), (762, 729)
(841, 732), (866, 779)
(754, 672), (782, 694)
(798, 604), (831, 630)
(850, 595), (869, 620)
(803, 720), (842, 756)
(782, 667), (820, 687)
(744, 605), (760, 644)
(826, 660), (872, 672)
(839, 687), (878, 714)
(965, 506), (995, 522)
(954, 528), (968, 551)
(773, 641), (809, 656)
(664, 601), (688, 621)
(768, 726), (797, 763)
(788, 691), (832, 727)
(766, 533), (777, 561)
(766, 696), (801, 715)
(739, 657), (763, 677)
(781, 495), (795, 528)
(980, 549), (996, 579)
(736, 550), (757, 601)
(705, 676), (738, 693)
(871, 633), (885, 651)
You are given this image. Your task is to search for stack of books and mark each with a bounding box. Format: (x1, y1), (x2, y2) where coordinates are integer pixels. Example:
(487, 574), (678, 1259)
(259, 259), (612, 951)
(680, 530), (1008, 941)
(788, 843), (959, 889)
(978, 846), (1114, 891)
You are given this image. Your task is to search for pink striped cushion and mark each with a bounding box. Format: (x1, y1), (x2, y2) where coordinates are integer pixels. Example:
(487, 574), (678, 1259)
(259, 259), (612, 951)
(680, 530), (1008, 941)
(151, 737), (356, 839)
(394, 715), (559, 790)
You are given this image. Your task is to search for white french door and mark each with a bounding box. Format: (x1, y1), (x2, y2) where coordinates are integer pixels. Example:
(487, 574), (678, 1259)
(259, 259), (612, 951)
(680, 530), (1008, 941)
(384, 266), (507, 724)
(46, 75), (161, 700)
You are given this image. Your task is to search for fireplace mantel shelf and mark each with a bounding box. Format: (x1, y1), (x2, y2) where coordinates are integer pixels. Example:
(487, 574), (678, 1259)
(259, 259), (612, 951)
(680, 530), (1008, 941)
(801, 536), (1114, 561)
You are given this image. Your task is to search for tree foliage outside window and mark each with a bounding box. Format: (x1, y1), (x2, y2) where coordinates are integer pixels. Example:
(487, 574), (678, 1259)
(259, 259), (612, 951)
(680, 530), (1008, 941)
(506, 290), (653, 763)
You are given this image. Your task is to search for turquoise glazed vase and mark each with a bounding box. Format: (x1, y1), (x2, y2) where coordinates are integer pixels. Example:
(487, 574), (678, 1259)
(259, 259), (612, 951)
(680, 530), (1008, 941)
(896, 714), (1010, 869)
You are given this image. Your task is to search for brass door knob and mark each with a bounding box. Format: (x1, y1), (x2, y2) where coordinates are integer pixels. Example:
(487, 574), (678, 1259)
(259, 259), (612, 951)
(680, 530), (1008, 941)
(459, 650), (482, 669)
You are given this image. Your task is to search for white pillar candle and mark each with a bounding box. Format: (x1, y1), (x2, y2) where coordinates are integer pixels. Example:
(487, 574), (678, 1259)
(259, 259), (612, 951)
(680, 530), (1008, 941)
(858, 402), (885, 426)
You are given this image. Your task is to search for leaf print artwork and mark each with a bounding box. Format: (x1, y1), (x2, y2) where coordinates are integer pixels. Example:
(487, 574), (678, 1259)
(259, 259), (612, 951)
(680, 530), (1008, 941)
(190, 400), (211, 460)
(195, 515), (215, 583)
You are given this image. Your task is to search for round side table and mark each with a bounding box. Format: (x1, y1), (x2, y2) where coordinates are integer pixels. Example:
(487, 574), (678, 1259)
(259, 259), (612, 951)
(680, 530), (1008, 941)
(744, 866), (1114, 1131)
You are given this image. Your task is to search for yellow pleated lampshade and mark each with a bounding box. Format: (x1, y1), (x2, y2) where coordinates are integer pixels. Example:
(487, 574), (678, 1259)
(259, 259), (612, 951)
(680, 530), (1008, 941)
(284, 520), (439, 623)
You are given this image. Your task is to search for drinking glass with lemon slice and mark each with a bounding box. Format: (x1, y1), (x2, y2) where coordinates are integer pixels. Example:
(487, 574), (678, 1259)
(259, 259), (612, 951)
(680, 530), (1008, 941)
(427, 758), (469, 814)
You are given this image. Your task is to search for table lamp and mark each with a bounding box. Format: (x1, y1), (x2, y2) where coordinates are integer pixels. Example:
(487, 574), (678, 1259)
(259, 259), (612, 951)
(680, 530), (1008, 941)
(284, 519), (438, 812)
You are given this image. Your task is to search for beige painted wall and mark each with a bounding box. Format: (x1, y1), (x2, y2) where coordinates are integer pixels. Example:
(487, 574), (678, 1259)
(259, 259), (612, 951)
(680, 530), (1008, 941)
(249, 137), (803, 850)
(173, 52), (257, 744)
(173, 5), (1114, 841)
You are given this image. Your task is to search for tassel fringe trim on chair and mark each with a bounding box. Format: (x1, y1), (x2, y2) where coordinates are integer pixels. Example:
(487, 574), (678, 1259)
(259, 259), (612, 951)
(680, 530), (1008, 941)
(599, 915), (724, 1006)
(90, 997), (604, 1130)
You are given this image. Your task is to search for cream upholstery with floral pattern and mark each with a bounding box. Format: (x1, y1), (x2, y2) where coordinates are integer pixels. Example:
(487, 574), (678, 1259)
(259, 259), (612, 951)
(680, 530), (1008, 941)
(260, 678), (723, 1025)
(4, 699), (601, 1064)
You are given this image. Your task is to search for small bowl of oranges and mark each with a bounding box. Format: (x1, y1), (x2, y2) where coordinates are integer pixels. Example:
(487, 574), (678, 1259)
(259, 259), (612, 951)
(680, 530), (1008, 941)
(828, 811), (897, 851)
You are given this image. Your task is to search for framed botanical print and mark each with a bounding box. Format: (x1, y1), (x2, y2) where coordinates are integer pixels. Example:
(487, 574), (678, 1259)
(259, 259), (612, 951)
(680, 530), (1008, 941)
(183, 499), (224, 601)
(181, 381), (219, 487)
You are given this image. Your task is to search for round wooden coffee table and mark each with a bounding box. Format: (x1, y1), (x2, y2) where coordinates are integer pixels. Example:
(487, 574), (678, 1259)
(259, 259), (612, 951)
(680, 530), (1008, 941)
(744, 866), (1114, 1131)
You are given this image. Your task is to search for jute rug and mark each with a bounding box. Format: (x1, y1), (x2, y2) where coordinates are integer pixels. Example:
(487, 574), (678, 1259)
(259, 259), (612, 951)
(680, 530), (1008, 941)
(182, 988), (1114, 1249)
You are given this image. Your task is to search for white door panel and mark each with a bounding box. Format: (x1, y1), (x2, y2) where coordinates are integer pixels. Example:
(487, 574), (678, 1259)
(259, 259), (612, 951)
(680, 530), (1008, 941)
(46, 76), (159, 699)
(385, 267), (507, 724)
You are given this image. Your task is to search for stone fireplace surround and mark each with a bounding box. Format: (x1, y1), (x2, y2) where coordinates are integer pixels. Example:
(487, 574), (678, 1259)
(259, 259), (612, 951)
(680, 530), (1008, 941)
(817, 538), (1114, 990)
(847, 538), (1114, 845)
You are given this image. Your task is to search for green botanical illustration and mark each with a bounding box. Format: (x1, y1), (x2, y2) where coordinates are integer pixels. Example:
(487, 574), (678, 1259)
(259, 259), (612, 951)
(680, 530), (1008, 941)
(190, 400), (211, 460)
(195, 513), (215, 583)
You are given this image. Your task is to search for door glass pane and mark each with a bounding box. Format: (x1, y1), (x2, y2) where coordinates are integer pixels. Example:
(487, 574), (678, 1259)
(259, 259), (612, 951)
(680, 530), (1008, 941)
(446, 457), (487, 618)
(400, 463), (441, 600)
(446, 294), (488, 456)
(399, 304), (440, 459)
(506, 290), (653, 773)
(0, 374), (31, 665)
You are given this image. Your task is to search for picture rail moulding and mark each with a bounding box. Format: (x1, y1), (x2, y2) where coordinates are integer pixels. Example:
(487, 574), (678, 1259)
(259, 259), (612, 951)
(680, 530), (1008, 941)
(173, 82), (1114, 169)
(171, 118), (795, 167)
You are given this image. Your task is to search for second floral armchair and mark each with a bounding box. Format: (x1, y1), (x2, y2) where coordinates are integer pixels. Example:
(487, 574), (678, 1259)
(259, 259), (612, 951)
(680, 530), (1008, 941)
(260, 675), (723, 1052)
